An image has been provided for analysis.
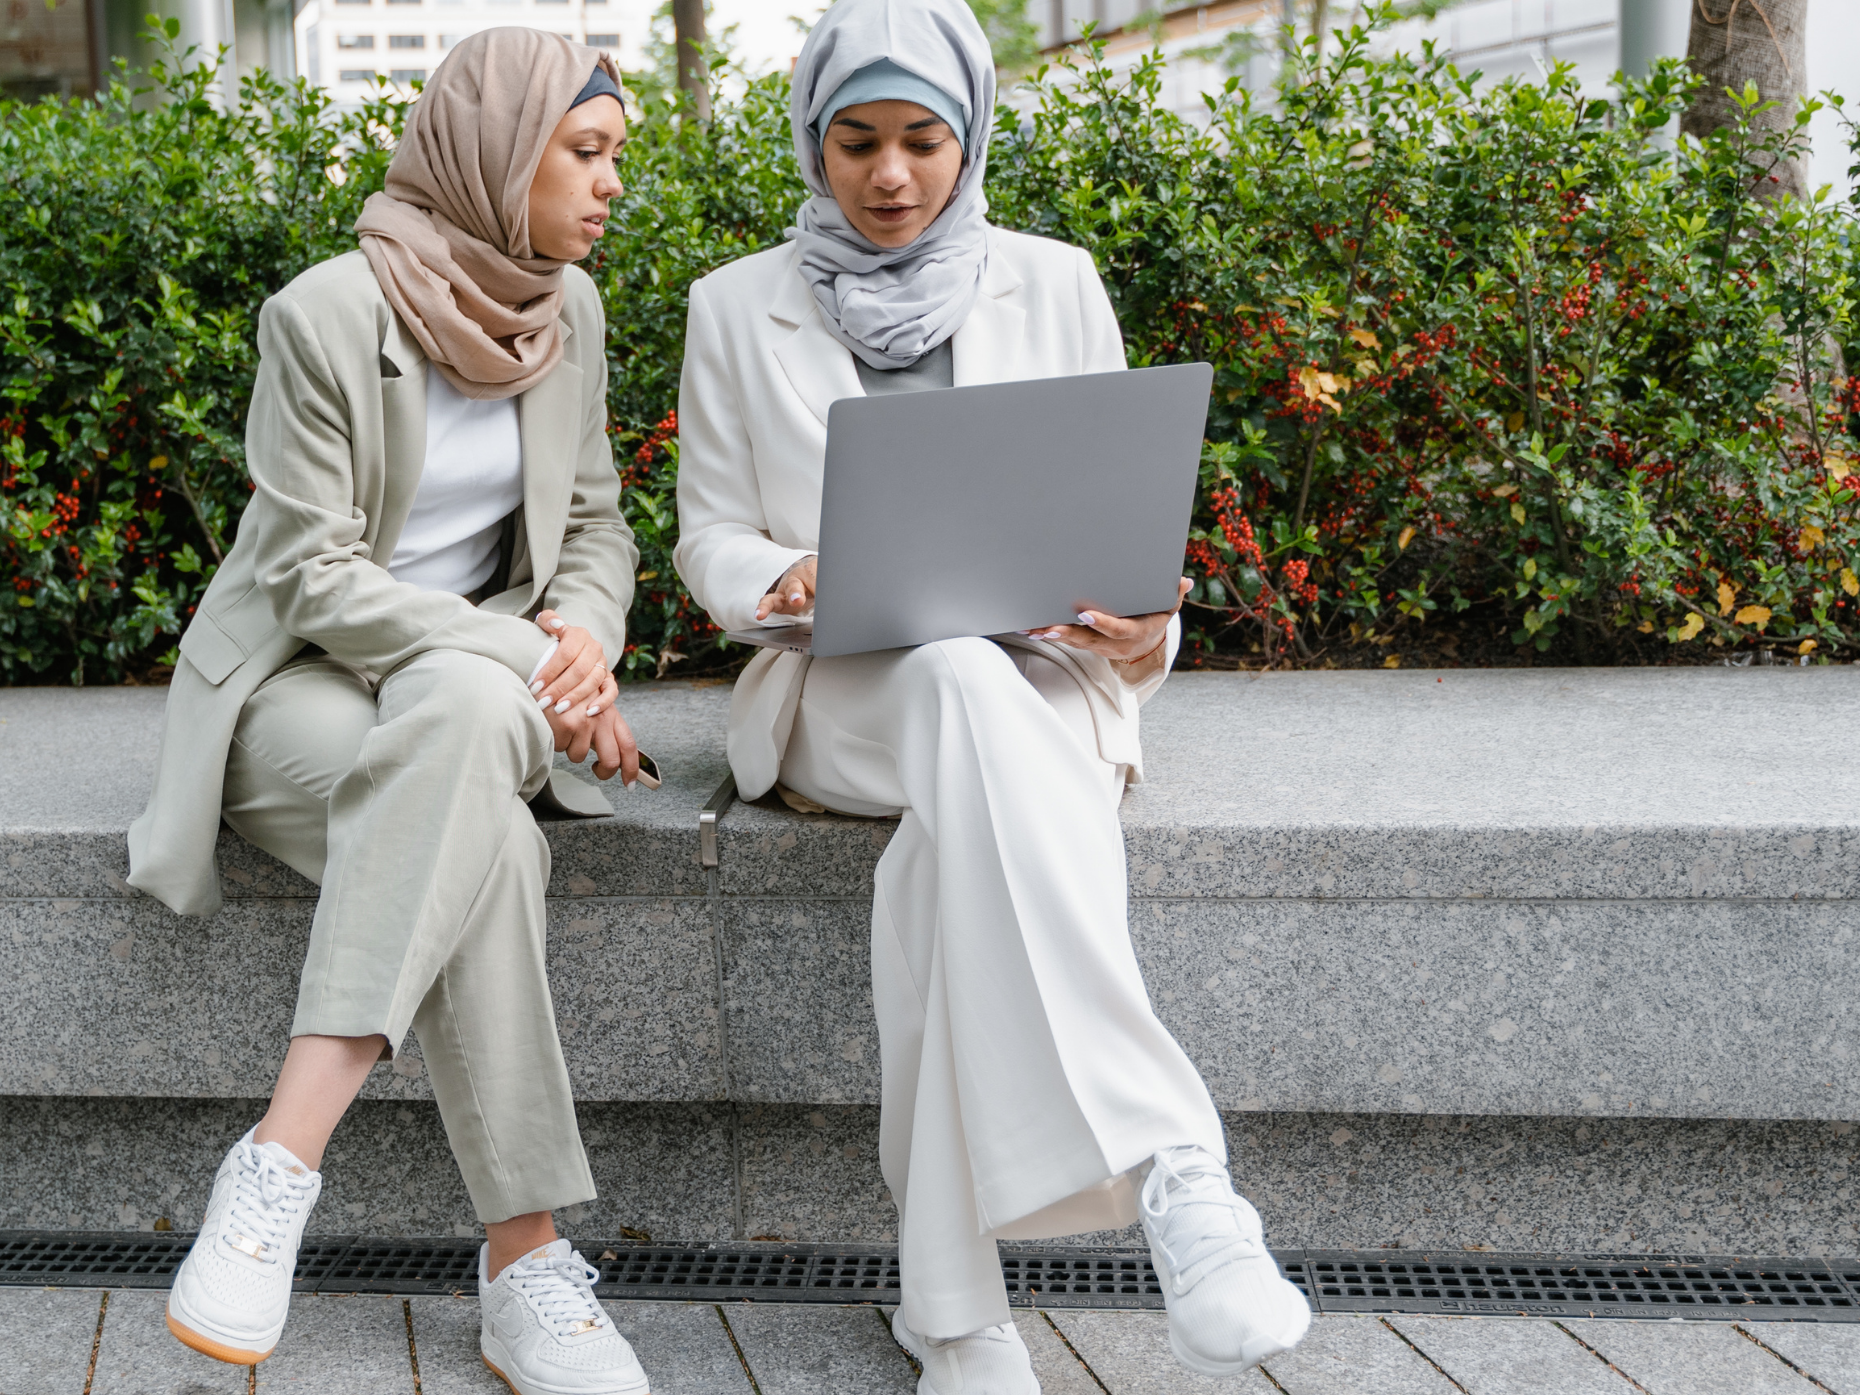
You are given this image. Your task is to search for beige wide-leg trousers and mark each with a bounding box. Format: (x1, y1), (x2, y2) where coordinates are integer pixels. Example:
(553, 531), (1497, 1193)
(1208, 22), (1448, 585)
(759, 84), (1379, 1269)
(220, 647), (594, 1224)
(776, 637), (1226, 1340)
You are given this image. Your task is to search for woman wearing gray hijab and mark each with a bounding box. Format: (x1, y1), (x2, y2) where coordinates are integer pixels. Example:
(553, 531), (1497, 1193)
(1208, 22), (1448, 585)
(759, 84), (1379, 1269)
(673, 0), (1310, 1388)
(137, 31), (656, 1394)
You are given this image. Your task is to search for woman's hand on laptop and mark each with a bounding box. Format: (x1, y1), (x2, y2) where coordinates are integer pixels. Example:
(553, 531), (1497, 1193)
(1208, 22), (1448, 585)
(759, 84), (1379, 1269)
(757, 557), (818, 621)
(1027, 577), (1191, 664)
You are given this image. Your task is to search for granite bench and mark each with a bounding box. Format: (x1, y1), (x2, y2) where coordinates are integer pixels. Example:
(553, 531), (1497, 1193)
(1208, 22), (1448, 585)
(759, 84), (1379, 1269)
(3, 667), (1858, 1256)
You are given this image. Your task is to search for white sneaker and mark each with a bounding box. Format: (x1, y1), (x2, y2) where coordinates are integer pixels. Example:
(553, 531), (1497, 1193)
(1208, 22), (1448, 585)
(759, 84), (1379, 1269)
(479, 1239), (650, 1395)
(166, 1128), (322, 1364)
(1139, 1145), (1311, 1377)
(891, 1309), (1040, 1395)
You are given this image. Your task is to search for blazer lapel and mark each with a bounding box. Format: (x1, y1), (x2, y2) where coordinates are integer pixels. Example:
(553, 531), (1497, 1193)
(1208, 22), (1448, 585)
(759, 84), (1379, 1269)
(373, 312), (428, 566)
(770, 250), (864, 426)
(517, 320), (583, 596)
(952, 246), (1028, 387)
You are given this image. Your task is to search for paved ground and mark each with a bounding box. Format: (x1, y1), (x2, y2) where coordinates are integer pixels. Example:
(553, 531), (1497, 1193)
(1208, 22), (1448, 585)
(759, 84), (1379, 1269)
(7, 1287), (1860, 1394)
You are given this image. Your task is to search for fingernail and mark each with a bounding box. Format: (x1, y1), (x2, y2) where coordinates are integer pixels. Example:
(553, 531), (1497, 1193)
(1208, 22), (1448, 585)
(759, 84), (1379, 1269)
(550, 618), (566, 629)
(1041, 630), (1063, 640)
(1077, 612), (1094, 625)
(587, 705), (601, 716)
(538, 694), (553, 706)
(530, 680), (544, 694)
(554, 699), (571, 714)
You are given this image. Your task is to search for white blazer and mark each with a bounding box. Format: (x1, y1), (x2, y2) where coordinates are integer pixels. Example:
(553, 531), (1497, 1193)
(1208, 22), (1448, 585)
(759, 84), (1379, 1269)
(674, 227), (1179, 800)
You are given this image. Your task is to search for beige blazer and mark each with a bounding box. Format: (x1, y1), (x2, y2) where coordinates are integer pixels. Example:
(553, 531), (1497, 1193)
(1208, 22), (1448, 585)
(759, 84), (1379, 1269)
(128, 251), (637, 916)
(673, 228), (1178, 802)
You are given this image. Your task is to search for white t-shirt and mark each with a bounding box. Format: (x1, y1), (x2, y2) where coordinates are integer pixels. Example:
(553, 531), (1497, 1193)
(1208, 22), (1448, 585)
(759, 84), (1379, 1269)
(387, 373), (524, 595)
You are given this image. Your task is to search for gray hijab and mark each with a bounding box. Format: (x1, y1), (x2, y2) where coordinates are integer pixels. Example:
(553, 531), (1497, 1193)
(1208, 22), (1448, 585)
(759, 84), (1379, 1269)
(789, 0), (996, 370)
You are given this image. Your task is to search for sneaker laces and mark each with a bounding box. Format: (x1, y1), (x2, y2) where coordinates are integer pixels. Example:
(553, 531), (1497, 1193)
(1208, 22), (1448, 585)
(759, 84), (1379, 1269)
(1139, 1145), (1263, 1295)
(509, 1251), (611, 1340)
(222, 1140), (316, 1265)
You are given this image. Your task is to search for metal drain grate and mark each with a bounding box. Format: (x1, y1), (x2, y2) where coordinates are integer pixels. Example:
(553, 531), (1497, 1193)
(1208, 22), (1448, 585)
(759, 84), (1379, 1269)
(1, 1231), (1854, 1320)
(1307, 1250), (1858, 1322)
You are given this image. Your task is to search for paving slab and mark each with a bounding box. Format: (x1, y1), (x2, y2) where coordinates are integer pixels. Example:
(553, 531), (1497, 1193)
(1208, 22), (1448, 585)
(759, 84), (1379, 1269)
(0, 1286), (102, 1395)
(258, 1293), (412, 1391)
(1742, 1323), (1860, 1395)
(1045, 1308), (1276, 1392)
(1258, 1313), (1460, 1395)
(1387, 1314), (1631, 1394)
(1010, 1310), (1112, 1394)
(722, 1303), (915, 1394)
(1564, 1318), (1821, 1395)
(411, 1294), (751, 1394)
(90, 1290), (249, 1395)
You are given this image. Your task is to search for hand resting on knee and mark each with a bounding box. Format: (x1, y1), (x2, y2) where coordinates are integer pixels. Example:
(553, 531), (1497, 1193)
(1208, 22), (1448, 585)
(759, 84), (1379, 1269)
(529, 608), (643, 784)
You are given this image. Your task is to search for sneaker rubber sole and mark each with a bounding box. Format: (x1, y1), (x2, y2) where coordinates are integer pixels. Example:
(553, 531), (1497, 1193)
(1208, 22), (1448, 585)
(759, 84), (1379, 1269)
(164, 1308), (274, 1365)
(482, 1349), (651, 1395)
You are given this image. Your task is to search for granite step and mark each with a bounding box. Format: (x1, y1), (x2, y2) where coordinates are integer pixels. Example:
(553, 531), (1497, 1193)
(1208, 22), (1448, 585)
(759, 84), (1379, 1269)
(3, 667), (1858, 1252)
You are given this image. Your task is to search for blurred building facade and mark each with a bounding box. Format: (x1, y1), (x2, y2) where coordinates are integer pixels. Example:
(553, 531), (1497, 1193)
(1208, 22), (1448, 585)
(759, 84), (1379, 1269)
(292, 0), (651, 105)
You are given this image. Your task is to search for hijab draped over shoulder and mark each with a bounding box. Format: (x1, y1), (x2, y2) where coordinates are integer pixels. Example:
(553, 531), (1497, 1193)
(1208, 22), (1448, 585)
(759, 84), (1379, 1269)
(355, 29), (621, 400)
(789, 0), (997, 371)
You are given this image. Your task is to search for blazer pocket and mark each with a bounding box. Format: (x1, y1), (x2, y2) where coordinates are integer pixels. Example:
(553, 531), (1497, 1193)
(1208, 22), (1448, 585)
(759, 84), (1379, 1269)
(177, 581), (279, 686)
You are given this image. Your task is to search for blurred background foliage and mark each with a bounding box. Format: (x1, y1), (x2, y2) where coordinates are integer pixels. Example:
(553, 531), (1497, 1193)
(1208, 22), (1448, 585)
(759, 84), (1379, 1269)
(2, 5), (1857, 683)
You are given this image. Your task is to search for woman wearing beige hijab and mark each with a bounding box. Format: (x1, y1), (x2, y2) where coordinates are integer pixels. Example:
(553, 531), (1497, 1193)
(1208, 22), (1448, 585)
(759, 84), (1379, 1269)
(138, 29), (653, 1393)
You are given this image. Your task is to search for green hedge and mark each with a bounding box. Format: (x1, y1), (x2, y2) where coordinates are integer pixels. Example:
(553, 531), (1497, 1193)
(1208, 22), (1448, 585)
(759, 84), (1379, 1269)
(4, 9), (1858, 684)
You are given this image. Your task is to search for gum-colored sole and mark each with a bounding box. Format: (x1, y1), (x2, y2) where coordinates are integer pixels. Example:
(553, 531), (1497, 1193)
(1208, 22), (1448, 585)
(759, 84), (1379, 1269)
(166, 1310), (273, 1365)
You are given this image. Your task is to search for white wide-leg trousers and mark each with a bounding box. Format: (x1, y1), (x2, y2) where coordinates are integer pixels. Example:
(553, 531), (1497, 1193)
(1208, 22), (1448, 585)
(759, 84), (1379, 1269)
(775, 637), (1224, 1339)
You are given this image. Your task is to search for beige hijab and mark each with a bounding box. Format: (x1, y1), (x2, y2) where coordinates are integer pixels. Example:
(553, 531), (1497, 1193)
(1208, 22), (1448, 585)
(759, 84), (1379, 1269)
(355, 29), (621, 400)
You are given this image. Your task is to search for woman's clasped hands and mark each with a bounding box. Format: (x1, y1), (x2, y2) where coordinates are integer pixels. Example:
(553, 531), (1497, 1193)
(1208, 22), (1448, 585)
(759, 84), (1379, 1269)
(529, 608), (643, 783)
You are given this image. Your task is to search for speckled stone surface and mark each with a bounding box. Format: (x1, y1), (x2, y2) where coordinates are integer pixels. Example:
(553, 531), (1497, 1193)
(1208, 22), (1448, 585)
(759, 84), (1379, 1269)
(260, 1292), (415, 1390)
(91, 1289), (252, 1393)
(411, 1294), (752, 1395)
(722, 1304), (916, 1394)
(1743, 1323), (1860, 1394)
(14, 668), (1859, 904)
(1258, 1312), (1459, 1394)
(1386, 1315), (1630, 1394)
(1046, 1308), (1276, 1392)
(0, 896), (722, 1103)
(720, 901), (879, 1104)
(1012, 1310), (1106, 1394)
(0, 682), (733, 901)
(0, 1285), (103, 1393)
(737, 1104), (894, 1244)
(1564, 1317), (1821, 1394)
(1225, 1111), (1860, 1255)
(9, 1097), (1859, 1253)
(1133, 897), (1860, 1121)
(1120, 667), (1860, 902)
(0, 1098), (735, 1240)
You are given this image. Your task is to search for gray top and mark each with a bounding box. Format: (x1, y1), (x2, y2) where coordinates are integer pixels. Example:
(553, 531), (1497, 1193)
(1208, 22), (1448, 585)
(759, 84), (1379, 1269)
(852, 339), (954, 396)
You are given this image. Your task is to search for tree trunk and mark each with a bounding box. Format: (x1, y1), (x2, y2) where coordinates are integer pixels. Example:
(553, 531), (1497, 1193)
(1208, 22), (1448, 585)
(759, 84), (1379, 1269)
(671, 0), (710, 122)
(1680, 0), (1808, 200)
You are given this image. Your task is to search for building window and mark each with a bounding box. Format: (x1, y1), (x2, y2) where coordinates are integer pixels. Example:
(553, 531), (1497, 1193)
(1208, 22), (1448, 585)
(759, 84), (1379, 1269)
(339, 68), (379, 80)
(337, 33), (374, 47)
(390, 67), (427, 81)
(389, 33), (424, 47)
(586, 33), (618, 47)
(438, 32), (461, 47)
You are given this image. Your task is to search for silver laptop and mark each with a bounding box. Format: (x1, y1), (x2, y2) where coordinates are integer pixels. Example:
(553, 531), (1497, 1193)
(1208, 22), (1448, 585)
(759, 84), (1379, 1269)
(725, 362), (1213, 660)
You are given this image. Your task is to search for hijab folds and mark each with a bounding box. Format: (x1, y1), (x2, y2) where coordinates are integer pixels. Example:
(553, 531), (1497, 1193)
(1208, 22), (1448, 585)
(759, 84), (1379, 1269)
(355, 29), (621, 400)
(789, 0), (997, 371)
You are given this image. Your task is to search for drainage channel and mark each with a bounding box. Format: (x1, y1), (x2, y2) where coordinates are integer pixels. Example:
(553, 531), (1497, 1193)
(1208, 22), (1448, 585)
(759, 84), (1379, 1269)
(1, 1232), (1855, 1321)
